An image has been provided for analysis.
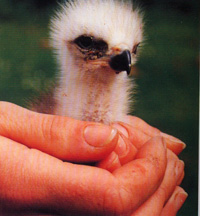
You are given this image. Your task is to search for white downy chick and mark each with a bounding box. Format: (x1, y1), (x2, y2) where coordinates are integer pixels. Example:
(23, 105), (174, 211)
(32, 0), (144, 125)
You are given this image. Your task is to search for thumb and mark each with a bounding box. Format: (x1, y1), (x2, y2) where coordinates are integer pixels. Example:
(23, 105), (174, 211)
(0, 102), (118, 162)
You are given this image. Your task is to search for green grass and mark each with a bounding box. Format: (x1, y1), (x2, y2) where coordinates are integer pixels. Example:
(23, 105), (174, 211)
(0, 5), (198, 216)
(0, 17), (56, 106)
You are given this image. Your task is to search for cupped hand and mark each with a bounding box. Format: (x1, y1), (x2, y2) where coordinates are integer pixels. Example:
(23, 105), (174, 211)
(0, 102), (187, 215)
(0, 132), (185, 215)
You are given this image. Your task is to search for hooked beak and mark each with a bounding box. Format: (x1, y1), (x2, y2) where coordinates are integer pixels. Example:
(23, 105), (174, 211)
(109, 50), (132, 75)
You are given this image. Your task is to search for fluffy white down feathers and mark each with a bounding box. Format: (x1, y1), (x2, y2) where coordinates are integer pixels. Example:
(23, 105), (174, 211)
(33, 0), (144, 124)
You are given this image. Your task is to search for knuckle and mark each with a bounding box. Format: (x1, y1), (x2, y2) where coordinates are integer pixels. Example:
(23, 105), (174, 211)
(39, 115), (71, 159)
(40, 115), (60, 143)
(159, 185), (168, 201)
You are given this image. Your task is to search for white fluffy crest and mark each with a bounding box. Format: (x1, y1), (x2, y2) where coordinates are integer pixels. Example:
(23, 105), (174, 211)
(50, 0), (143, 51)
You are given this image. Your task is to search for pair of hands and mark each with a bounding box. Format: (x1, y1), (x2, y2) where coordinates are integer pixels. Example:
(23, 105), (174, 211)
(0, 102), (187, 215)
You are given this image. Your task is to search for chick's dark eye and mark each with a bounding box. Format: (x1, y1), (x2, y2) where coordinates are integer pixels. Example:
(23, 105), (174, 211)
(74, 36), (93, 49)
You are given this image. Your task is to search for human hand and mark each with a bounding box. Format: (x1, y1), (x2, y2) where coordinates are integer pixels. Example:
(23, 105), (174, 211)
(0, 129), (184, 215)
(96, 116), (187, 215)
(0, 102), (187, 215)
(122, 116), (188, 215)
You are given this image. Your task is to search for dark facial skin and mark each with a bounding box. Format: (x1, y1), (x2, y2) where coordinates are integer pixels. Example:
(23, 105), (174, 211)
(74, 35), (108, 60)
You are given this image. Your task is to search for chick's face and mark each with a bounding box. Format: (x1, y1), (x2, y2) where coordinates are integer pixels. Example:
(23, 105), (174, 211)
(70, 34), (140, 75)
(51, 0), (143, 75)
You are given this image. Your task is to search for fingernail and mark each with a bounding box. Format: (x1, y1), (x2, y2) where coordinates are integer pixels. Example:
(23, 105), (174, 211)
(175, 191), (188, 207)
(84, 124), (117, 147)
(161, 132), (186, 149)
(112, 123), (129, 138)
(98, 152), (121, 172)
(115, 136), (127, 157)
(106, 153), (121, 172)
(175, 160), (184, 178)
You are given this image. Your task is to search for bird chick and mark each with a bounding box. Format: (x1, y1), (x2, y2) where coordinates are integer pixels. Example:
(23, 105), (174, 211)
(31, 0), (144, 125)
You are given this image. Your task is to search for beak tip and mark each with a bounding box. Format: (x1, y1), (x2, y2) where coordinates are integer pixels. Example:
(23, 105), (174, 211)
(109, 50), (132, 75)
(126, 68), (131, 75)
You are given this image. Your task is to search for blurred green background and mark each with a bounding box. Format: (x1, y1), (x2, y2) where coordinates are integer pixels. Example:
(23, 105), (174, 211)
(0, 0), (199, 215)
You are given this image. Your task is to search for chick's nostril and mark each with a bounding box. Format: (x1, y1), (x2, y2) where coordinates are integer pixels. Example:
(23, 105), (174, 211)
(109, 50), (131, 75)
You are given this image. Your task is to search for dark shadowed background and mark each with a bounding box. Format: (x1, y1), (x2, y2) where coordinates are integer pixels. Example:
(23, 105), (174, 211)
(0, 0), (199, 215)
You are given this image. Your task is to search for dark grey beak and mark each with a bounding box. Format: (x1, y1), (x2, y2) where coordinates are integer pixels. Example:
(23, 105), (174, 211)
(109, 50), (131, 75)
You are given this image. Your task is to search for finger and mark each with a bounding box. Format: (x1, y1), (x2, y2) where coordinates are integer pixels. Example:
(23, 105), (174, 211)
(177, 171), (185, 186)
(124, 116), (186, 154)
(123, 115), (161, 136)
(167, 149), (185, 186)
(114, 133), (138, 165)
(96, 151), (122, 172)
(131, 156), (184, 216)
(161, 132), (186, 156)
(0, 102), (118, 162)
(113, 119), (186, 155)
(158, 159), (184, 204)
(97, 133), (138, 171)
(111, 137), (167, 214)
(161, 186), (188, 216)
(113, 123), (151, 149)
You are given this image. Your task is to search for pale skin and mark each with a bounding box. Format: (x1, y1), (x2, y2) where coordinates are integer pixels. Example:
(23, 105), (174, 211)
(0, 102), (187, 215)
